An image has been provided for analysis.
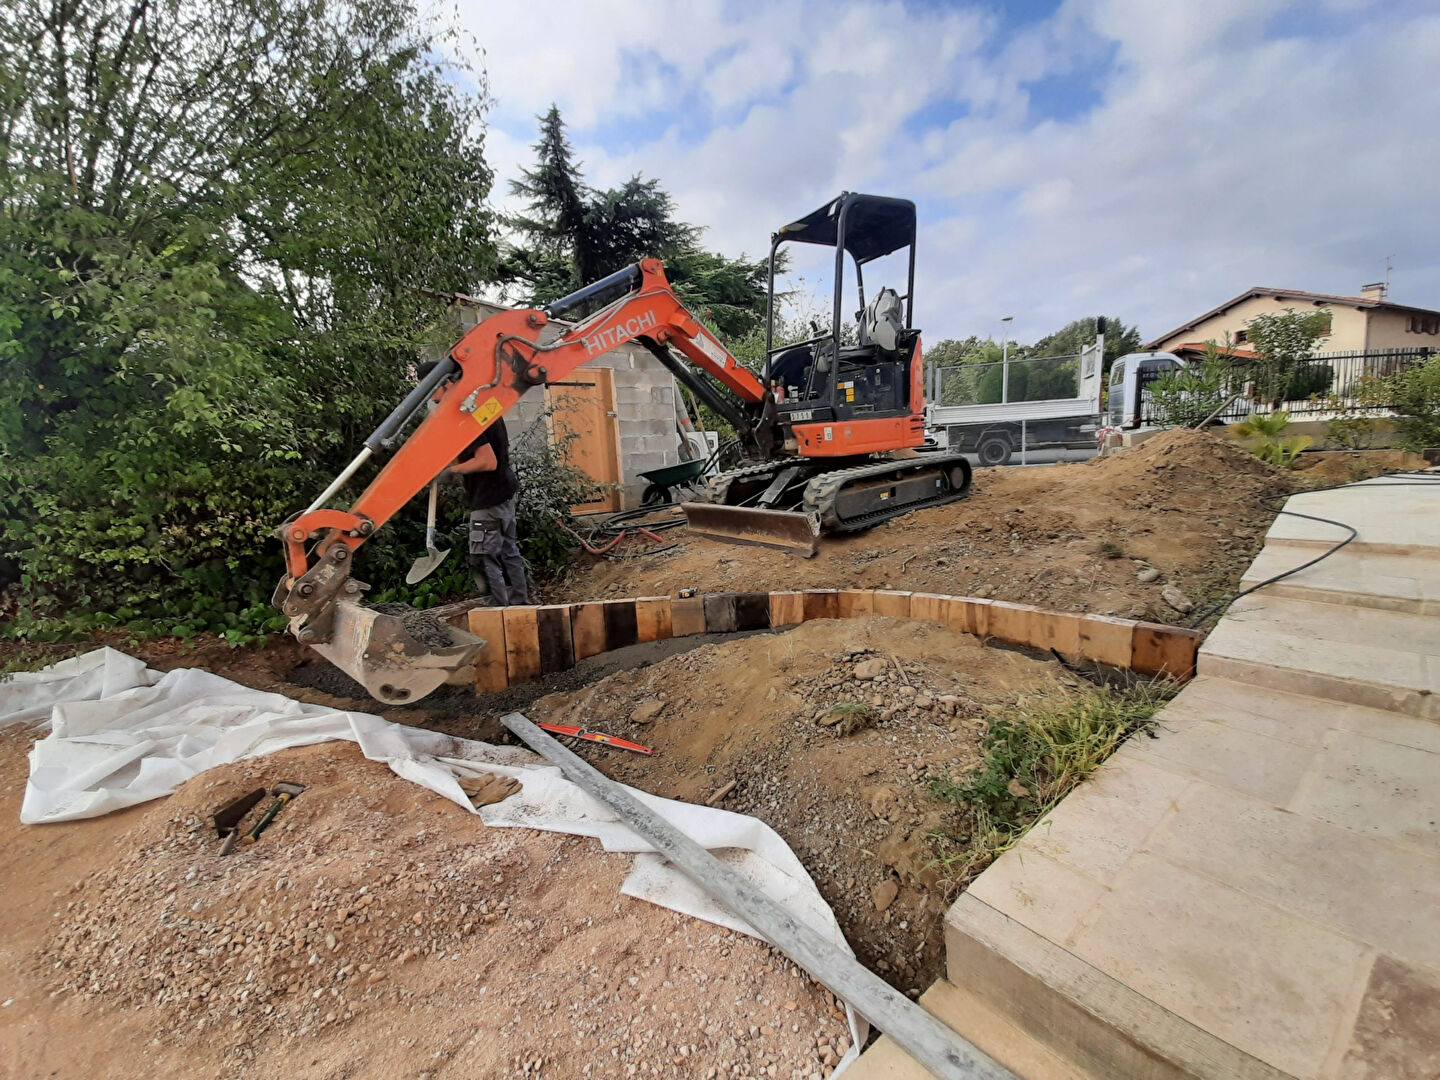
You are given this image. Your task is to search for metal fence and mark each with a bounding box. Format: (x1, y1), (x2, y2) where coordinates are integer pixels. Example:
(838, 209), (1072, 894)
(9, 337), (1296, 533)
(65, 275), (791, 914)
(931, 352), (1081, 407)
(1137, 346), (1434, 426)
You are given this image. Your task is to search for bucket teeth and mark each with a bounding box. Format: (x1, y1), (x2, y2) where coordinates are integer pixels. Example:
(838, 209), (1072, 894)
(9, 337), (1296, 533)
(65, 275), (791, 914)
(679, 503), (821, 557)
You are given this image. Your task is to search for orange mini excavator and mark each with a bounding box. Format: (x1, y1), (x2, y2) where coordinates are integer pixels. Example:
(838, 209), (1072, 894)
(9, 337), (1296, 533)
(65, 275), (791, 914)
(274, 193), (971, 703)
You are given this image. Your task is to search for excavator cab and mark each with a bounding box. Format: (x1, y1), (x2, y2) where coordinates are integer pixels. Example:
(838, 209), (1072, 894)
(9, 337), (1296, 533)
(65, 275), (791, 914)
(763, 194), (921, 435)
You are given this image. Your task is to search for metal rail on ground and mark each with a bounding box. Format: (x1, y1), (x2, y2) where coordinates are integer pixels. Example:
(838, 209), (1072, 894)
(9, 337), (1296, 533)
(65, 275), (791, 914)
(500, 711), (1018, 1080)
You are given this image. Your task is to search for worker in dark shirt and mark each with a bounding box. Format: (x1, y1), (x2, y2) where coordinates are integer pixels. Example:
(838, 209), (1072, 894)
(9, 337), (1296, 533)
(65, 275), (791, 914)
(445, 420), (530, 606)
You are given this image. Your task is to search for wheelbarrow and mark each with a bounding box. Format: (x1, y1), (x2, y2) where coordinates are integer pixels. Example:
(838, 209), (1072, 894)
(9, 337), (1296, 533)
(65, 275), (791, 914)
(638, 458), (710, 506)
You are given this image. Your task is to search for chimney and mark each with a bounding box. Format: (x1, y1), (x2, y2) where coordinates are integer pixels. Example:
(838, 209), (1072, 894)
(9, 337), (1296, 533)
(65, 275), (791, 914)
(1360, 282), (1387, 302)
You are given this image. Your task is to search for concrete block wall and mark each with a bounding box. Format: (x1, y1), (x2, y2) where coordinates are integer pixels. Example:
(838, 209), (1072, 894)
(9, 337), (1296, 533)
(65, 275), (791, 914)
(451, 298), (683, 505)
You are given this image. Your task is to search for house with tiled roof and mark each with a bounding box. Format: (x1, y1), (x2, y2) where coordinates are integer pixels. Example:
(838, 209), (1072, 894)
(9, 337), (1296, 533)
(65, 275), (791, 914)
(1145, 284), (1440, 354)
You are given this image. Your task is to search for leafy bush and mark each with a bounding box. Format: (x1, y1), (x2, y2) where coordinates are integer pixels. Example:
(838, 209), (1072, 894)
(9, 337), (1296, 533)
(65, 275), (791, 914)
(1148, 359), (1232, 427)
(1388, 353), (1440, 451)
(1284, 362), (1334, 402)
(510, 415), (603, 577)
(0, 0), (498, 642)
(1236, 411), (1312, 467)
(1323, 374), (1391, 450)
(1245, 308), (1332, 407)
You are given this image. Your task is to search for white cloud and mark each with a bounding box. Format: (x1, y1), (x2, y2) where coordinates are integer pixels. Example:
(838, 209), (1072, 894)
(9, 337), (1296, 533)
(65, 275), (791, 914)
(461, 0), (1440, 344)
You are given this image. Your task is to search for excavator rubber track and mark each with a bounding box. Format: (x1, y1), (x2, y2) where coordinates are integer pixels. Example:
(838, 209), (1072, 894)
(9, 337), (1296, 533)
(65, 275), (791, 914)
(802, 453), (973, 532)
(698, 460), (815, 506)
(683, 453), (972, 552)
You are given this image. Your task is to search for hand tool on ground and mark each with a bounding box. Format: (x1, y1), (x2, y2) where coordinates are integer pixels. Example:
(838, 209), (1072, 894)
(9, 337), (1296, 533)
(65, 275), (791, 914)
(537, 722), (653, 756)
(405, 478), (452, 584)
(210, 787), (266, 855)
(210, 787), (266, 836)
(240, 781), (306, 845)
(274, 194), (971, 703)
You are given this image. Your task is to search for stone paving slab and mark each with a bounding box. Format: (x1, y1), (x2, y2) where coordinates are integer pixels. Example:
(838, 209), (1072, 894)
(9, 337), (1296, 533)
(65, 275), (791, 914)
(849, 979), (1093, 1080)
(1288, 727), (1440, 859)
(1240, 544), (1439, 614)
(859, 474), (1440, 1079)
(1066, 851), (1374, 1079)
(1262, 476), (1440, 553)
(1199, 593), (1440, 720)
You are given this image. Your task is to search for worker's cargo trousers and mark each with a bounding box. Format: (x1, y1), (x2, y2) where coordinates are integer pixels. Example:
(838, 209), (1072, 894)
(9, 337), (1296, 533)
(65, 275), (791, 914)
(468, 498), (530, 607)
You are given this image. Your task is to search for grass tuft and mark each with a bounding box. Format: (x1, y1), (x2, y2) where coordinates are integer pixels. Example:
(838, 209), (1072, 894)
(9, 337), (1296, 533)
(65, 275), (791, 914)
(822, 701), (879, 736)
(929, 680), (1177, 883)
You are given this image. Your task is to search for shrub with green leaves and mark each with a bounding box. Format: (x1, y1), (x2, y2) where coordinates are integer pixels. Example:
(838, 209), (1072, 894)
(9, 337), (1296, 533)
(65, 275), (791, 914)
(1244, 308), (1332, 407)
(0, 0), (499, 640)
(1235, 411), (1312, 467)
(1148, 358), (1232, 427)
(1388, 353), (1440, 451)
(509, 414), (602, 577)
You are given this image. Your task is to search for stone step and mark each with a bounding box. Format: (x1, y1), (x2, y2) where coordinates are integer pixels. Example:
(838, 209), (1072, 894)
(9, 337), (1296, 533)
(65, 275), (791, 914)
(1260, 475), (1440, 556)
(847, 979), (1095, 1080)
(1239, 543), (1440, 615)
(939, 895), (1292, 1080)
(1198, 593), (1440, 720)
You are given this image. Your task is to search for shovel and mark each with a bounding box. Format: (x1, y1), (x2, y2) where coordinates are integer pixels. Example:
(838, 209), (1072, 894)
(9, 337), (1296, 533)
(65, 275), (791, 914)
(405, 478), (452, 584)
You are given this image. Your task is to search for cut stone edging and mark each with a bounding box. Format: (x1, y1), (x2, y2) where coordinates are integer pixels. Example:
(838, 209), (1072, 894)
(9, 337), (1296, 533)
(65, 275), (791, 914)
(432, 591), (1201, 694)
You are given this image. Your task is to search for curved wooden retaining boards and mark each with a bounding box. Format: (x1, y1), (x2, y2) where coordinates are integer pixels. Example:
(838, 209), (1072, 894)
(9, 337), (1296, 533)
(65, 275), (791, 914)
(454, 591), (1201, 694)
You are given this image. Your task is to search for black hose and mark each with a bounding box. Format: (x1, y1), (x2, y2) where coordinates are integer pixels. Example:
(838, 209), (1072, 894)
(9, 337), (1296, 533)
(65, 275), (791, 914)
(1187, 470), (1440, 628)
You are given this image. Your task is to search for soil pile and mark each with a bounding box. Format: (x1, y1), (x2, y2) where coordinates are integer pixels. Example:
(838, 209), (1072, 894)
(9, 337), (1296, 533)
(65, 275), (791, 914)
(525, 616), (1085, 995)
(545, 429), (1291, 623)
(3, 735), (850, 1080)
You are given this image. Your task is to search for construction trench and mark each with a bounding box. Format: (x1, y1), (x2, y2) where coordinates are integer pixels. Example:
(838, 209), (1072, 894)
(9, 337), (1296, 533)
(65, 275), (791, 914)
(1, 431), (1431, 1080)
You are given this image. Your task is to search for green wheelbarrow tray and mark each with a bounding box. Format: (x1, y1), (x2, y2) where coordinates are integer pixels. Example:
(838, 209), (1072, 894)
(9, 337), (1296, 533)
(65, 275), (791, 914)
(638, 458), (710, 505)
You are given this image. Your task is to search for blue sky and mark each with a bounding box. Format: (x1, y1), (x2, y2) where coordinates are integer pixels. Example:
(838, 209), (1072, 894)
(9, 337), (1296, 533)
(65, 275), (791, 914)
(461, 0), (1440, 346)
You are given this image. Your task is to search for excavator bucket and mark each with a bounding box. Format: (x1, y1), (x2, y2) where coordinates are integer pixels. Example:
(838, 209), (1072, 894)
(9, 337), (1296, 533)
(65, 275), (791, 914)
(302, 599), (483, 706)
(679, 502), (822, 558)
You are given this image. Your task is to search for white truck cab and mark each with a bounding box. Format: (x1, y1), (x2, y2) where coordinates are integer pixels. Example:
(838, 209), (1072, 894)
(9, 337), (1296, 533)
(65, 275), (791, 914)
(1106, 351), (1185, 429)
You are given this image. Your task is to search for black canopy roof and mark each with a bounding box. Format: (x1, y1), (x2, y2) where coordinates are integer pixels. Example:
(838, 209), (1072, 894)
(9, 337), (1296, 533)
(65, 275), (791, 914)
(774, 193), (916, 264)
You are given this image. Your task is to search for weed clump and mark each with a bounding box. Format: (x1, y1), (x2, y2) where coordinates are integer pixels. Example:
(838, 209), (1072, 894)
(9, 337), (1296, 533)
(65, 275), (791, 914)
(819, 701), (879, 737)
(928, 681), (1176, 882)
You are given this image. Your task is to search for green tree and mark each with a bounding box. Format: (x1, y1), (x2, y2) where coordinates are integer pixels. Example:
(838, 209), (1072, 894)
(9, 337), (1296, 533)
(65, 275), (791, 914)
(1244, 308), (1333, 408)
(924, 337), (988, 366)
(506, 106), (770, 338)
(0, 0), (499, 636)
(1031, 316), (1141, 373)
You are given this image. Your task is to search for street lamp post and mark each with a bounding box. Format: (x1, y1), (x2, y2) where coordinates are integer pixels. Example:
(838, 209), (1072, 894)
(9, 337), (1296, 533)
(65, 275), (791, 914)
(1000, 315), (1014, 404)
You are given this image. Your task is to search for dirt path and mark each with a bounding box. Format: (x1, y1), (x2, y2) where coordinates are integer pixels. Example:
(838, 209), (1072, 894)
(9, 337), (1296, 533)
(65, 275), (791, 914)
(0, 733), (851, 1080)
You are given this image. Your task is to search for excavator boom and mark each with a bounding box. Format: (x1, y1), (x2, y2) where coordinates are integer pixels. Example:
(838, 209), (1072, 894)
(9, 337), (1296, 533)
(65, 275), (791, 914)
(276, 193), (972, 705)
(274, 260), (773, 703)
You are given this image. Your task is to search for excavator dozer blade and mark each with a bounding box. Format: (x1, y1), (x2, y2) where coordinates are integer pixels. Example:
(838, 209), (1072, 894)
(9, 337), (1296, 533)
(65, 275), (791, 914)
(303, 599), (483, 706)
(679, 502), (821, 558)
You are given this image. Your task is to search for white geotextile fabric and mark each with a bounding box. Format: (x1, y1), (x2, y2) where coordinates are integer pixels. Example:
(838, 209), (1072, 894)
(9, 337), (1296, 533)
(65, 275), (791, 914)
(1, 647), (865, 1067)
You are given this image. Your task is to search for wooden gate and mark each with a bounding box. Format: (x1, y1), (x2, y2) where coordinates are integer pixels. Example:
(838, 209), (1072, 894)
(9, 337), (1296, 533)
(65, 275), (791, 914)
(546, 369), (622, 513)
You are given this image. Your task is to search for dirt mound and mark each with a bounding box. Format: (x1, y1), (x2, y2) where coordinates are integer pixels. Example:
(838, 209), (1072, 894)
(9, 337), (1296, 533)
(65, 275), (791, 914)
(525, 616), (1085, 996)
(1292, 448), (1431, 485)
(1100, 426), (1275, 482)
(6, 737), (849, 1079)
(544, 431), (1290, 624)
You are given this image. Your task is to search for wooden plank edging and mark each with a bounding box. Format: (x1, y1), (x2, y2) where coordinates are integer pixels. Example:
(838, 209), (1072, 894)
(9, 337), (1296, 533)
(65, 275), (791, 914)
(443, 589), (1200, 693)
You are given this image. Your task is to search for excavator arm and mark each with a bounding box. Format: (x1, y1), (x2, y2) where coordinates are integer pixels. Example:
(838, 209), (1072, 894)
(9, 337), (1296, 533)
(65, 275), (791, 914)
(274, 258), (767, 703)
